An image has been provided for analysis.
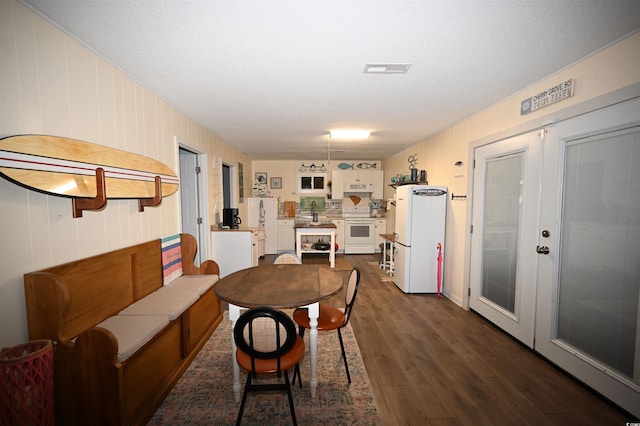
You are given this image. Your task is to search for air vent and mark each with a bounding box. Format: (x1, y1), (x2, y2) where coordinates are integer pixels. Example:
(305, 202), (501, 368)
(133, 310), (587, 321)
(364, 63), (412, 74)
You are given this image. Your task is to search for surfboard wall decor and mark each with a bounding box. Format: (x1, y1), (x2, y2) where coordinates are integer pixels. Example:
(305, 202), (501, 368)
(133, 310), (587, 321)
(0, 135), (179, 217)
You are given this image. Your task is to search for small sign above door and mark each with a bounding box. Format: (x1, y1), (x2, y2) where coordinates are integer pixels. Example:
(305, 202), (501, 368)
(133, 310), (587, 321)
(520, 78), (574, 115)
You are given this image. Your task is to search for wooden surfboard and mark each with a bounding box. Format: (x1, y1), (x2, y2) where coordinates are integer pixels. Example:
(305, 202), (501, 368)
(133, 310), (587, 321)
(0, 135), (179, 199)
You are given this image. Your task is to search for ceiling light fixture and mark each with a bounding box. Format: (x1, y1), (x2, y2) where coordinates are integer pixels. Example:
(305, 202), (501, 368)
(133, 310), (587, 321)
(364, 63), (412, 74)
(329, 130), (370, 140)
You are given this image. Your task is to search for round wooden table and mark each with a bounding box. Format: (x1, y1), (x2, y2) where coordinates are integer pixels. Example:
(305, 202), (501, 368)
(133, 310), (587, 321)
(215, 264), (343, 400)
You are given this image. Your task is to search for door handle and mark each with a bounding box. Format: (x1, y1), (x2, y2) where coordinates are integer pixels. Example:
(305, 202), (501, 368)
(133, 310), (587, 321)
(536, 246), (550, 255)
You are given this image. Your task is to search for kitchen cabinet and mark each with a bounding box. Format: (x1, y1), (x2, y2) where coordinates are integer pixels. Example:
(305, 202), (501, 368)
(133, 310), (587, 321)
(331, 219), (344, 253)
(343, 170), (372, 185)
(332, 170), (384, 199)
(331, 170), (344, 199)
(372, 171), (384, 199)
(374, 218), (387, 252)
(276, 219), (295, 252)
(211, 229), (258, 278)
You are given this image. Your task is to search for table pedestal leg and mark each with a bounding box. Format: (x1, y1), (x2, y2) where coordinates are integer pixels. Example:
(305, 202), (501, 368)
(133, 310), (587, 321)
(307, 302), (319, 398)
(329, 232), (335, 268)
(228, 304), (242, 402)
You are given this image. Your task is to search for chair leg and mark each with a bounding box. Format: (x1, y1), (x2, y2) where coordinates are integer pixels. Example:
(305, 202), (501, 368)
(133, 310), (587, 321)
(284, 370), (298, 425)
(236, 373), (252, 426)
(291, 326), (305, 387)
(291, 362), (302, 388)
(338, 328), (351, 383)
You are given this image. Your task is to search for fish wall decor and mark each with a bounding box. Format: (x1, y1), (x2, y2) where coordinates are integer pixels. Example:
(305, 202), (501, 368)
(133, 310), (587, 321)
(338, 163), (354, 169)
(357, 162), (377, 169)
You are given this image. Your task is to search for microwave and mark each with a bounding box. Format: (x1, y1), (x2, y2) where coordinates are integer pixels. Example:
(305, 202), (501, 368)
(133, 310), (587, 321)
(344, 182), (374, 193)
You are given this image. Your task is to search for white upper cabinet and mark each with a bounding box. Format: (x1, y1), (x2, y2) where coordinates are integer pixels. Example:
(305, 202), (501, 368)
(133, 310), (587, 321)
(331, 170), (344, 199)
(333, 170), (384, 199)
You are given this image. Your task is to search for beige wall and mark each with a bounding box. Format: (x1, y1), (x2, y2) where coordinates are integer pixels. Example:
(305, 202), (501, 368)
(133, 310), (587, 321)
(384, 32), (640, 306)
(0, 0), (251, 347)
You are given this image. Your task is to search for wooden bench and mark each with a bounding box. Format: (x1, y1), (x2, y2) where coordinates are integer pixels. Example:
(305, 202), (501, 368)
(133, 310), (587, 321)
(23, 233), (222, 425)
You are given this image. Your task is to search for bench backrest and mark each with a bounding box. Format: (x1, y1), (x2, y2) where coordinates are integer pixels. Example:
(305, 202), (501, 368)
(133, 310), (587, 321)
(24, 239), (162, 343)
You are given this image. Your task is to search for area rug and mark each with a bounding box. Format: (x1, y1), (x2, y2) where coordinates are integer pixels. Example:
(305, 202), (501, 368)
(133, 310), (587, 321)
(368, 261), (394, 282)
(148, 311), (381, 425)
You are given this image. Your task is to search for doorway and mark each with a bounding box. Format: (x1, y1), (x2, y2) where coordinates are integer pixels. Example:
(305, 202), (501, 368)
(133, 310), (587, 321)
(178, 145), (208, 266)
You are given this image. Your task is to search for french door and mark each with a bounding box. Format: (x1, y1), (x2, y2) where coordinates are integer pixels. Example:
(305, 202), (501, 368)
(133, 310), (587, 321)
(469, 131), (542, 347)
(470, 98), (640, 415)
(535, 98), (640, 415)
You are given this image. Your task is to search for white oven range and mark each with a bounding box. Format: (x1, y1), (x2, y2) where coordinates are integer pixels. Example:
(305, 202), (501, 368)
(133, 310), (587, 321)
(342, 196), (375, 254)
(344, 217), (375, 254)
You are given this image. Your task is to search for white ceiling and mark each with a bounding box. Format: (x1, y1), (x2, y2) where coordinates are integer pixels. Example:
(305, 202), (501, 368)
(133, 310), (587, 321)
(20, 0), (640, 160)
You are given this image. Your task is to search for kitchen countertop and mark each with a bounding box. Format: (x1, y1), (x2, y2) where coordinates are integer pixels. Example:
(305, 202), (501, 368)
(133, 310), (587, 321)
(294, 222), (337, 228)
(277, 215), (386, 220)
(211, 226), (259, 232)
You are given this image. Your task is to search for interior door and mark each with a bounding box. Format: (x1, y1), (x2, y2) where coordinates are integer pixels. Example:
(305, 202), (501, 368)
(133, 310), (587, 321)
(469, 131), (542, 347)
(535, 98), (640, 416)
(179, 148), (202, 265)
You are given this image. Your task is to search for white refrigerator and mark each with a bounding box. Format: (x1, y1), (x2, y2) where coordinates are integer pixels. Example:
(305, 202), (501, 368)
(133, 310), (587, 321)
(248, 197), (278, 254)
(394, 185), (447, 293)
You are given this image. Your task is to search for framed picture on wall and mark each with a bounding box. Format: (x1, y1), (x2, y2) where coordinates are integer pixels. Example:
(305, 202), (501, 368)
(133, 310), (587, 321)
(255, 172), (267, 184)
(238, 162), (244, 203)
(270, 177), (282, 189)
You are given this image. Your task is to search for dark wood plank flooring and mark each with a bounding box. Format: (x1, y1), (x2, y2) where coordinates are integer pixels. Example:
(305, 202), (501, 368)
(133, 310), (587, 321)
(261, 253), (633, 425)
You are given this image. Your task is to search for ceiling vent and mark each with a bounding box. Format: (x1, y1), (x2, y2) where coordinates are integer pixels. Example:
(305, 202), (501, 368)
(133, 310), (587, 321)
(364, 63), (412, 74)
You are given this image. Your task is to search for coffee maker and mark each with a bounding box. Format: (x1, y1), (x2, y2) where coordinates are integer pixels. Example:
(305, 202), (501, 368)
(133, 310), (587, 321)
(222, 208), (241, 229)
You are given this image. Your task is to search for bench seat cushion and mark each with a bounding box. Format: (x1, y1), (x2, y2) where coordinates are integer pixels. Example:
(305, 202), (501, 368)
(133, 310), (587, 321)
(119, 286), (199, 321)
(166, 274), (219, 295)
(96, 315), (169, 362)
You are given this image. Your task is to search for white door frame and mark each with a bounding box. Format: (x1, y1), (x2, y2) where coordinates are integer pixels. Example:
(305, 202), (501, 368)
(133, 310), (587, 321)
(175, 137), (210, 264)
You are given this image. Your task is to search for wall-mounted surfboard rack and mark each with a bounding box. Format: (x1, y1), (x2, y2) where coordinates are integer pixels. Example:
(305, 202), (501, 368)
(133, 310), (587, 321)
(138, 175), (163, 212)
(0, 134), (179, 218)
(72, 168), (107, 218)
(70, 169), (165, 217)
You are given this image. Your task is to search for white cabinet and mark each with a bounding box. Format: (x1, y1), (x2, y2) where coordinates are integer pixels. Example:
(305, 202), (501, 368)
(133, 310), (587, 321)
(331, 171), (344, 199)
(374, 218), (387, 252)
(276, 219), (295, 252)
(372, 171), (384, 199)
(211, 230), (258, 278)
(331, 219), (344, 253)
(332, 170), (384, 199)
(343, 170), (372, 185)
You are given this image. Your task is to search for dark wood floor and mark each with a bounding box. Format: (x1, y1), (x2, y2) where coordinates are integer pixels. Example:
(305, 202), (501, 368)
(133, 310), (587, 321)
(261, 253), (633, 425)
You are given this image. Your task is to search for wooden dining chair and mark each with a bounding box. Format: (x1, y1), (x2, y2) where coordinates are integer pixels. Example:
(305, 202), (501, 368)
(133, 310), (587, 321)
(292, 267), (361, 384)
(233, 307), (305, 425)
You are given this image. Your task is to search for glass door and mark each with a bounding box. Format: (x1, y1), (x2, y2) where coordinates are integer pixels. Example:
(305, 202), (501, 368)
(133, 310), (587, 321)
(469, 131), (542, 347)
(536, 98), (640, 416)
